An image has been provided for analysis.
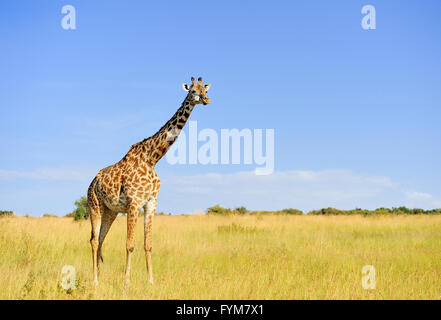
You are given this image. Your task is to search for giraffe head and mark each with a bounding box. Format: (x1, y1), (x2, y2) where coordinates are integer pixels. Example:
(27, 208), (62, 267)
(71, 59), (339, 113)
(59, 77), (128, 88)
(182, 77), (211, 105)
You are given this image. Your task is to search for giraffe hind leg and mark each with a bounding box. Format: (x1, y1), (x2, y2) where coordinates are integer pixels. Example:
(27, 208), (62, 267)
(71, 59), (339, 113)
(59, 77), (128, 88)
(124, 205), (140, 288)
(88, 179), (103, 285)
(89, 209), (101, 285)
(97, 207), (118, 264)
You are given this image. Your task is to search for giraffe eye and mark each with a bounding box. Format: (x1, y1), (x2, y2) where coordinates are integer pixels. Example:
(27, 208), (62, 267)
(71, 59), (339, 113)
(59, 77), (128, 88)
(191, 90), (196, 93)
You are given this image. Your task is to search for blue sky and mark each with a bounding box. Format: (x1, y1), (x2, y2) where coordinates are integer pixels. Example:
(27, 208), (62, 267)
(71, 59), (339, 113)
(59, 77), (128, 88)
(1, 0), (440, 215)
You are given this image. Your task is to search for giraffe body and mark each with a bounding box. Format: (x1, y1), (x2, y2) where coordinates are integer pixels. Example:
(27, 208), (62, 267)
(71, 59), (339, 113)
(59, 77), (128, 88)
(91, 157), (160, 214)
(87, 77), (211, 287)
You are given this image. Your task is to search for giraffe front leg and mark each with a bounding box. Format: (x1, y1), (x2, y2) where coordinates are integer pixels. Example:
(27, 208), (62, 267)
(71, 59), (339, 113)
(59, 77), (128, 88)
(90, 217), (101, 286)
(144, 197), (157, 284)
(124, 205), (139, 289)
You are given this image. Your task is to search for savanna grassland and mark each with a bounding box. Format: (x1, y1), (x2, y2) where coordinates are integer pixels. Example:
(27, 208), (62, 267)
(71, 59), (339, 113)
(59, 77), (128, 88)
(1, 214), (441, 300)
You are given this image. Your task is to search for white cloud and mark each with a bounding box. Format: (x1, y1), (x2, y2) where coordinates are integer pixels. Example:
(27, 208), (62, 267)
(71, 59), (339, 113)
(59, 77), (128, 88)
(73, 113), (148, 134)
(159, 169), (399, 212)
(405, 191), (432, 200)
(0, 166), (97, 182)
(404, 191), (441, 209)
(2, 166), (439, 214)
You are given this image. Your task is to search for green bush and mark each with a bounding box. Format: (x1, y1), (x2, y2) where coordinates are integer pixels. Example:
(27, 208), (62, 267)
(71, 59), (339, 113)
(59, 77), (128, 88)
(0, 210), (14, 218)
(42, 213), (57, 218)
(73, 196), (89, 221)
(234, 206), (248, 214)
(205, 205), (441, 216)
(307, 207), (441, 215)
(206, 205), (232, 215)
(278, 208), (303, 215)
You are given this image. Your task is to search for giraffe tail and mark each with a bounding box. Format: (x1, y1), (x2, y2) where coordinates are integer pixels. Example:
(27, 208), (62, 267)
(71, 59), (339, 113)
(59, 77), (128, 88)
(97, 247), (104, 263)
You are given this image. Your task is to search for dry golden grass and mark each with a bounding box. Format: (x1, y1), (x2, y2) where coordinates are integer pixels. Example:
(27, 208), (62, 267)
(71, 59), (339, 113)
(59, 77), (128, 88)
(1, 214), (441, 299)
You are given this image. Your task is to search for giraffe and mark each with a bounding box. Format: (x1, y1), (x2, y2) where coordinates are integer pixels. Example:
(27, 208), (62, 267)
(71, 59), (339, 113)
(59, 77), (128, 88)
(87, 77), (211, 287)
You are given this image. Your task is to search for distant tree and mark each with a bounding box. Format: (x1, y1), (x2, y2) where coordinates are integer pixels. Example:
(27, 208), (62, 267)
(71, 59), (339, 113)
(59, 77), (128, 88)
(42, 213), (57, 218)
(73, 196), (89, 221)
(235, 206), (248, 214)
(204, 205), (441, 216)
(0, 210), (14, 218)
(396, 206), (411, 214)
(305, 206), (441, 215)
(206, 205), (232, 215)
(289, 208), (302, 215)
(308, 207), (352, 215)
(374, 207), (392, 215)
(426, 209), (441, 215)
(278, 208), (303, 215)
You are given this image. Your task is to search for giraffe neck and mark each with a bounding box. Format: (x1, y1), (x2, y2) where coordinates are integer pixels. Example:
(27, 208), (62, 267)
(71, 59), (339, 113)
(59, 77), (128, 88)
(143, 96), (195, 166)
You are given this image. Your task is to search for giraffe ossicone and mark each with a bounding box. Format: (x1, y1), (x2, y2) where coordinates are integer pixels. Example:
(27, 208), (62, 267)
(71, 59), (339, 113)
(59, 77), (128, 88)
(87, 77), (211, 286)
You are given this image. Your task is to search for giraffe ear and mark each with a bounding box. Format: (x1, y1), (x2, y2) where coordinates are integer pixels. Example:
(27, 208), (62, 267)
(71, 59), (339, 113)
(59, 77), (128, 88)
(182, 83), (191, 92)
(204, 84), (211, 92)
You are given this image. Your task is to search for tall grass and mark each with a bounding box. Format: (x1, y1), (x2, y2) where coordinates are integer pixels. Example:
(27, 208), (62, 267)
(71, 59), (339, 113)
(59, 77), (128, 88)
(0, 215), (441, 299)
